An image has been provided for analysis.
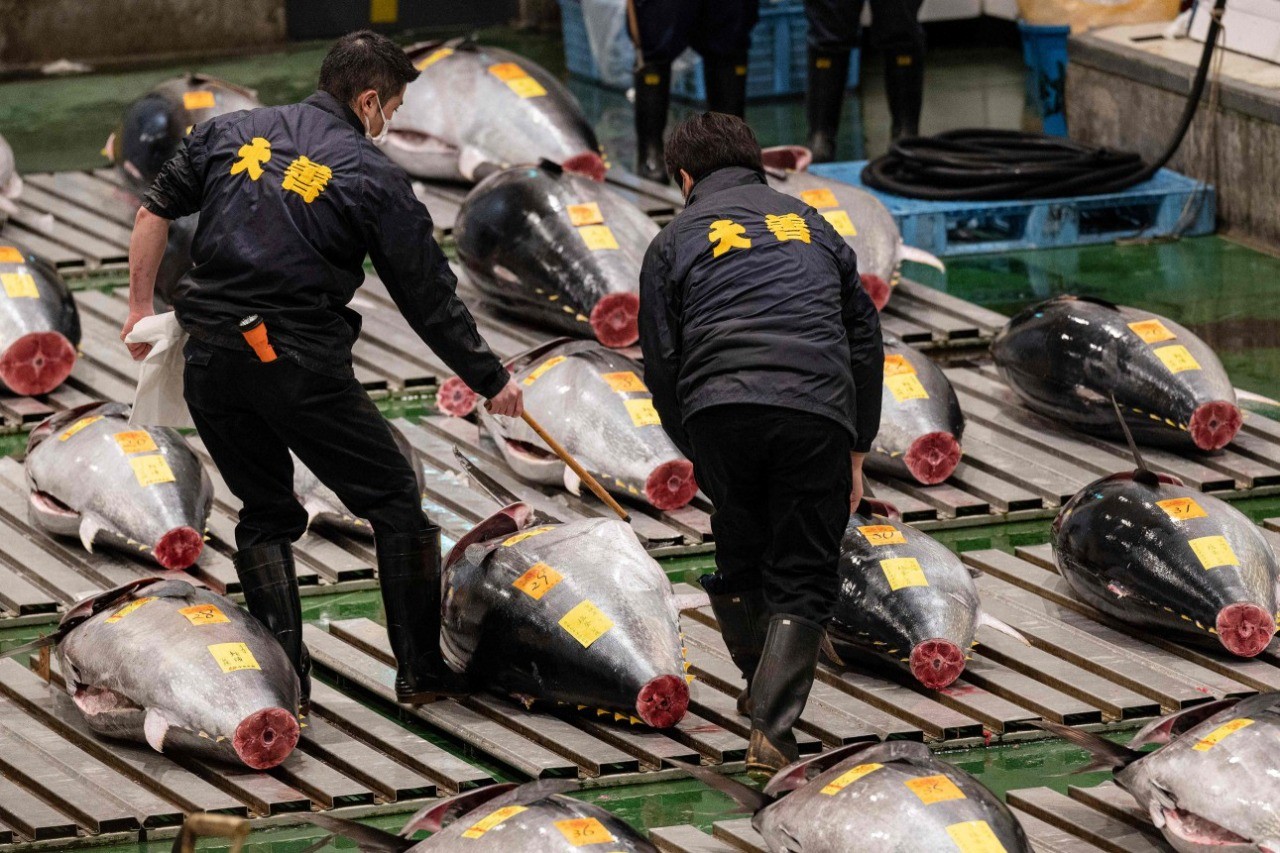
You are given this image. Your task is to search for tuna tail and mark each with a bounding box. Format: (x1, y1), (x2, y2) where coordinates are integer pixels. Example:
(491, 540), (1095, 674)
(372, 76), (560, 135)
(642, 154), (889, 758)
(1110, 393), (1159, 487)
(668, 759), (770, 814)
(298, 815), (414, 853)
(1128, 698), (1240, 749)
(1031, 720), (1143, 773)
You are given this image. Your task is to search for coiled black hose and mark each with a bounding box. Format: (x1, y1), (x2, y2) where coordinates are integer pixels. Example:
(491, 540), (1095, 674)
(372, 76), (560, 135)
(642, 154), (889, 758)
(861, 0), (1229, 200)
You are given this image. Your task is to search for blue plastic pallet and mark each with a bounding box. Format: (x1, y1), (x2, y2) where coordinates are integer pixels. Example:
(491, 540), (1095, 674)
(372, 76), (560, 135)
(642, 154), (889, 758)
(810, 161), (1217, 256)
(558, 0), (860, 102)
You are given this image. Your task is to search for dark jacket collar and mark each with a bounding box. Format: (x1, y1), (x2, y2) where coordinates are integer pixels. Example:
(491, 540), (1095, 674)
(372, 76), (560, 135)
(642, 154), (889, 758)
(304, 90), (365, 134)
(686, 166), (767, 206)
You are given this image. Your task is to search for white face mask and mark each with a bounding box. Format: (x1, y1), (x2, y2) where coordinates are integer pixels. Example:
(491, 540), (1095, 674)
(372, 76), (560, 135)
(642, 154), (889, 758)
(363, 93), (392, 144)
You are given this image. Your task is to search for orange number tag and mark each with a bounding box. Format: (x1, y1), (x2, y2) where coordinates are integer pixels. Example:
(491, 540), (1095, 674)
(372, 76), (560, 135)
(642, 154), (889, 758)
(512, 562), (564, 600)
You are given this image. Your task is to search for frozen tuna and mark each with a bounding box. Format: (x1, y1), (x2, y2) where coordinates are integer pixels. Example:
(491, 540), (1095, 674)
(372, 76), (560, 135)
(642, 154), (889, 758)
(0, 132), (22, 222)
(454, 162), (657, 348)
(993, 296), (1241, 451)
(440, 339), (696, 511)
(390, 39), (604, 183)
(865, 336), (964, 485)
(441, 503), (690, 728)
(0, 242), (79, 395)
(26, 402), (212, 570)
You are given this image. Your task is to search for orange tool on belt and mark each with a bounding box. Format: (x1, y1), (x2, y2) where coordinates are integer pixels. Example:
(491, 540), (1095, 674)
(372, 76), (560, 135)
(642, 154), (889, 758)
(239, 315), (278, 362)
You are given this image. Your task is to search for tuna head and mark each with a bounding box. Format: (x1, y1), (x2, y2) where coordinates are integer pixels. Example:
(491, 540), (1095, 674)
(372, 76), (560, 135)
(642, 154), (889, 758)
(389, 40), (604, 183)
(25, 403), (213, 570)
(1054, 472), (1278, 657)
(0, 244), (79, 395)
(454, 164), (657, 348)
(56, 579), (300, 769)
(443, 339), (696, 511)
(832, 508), (981, 689)
(865, 337), (964, 485)
(993, 296), (1240, 451)
(441, 513), (689, 728)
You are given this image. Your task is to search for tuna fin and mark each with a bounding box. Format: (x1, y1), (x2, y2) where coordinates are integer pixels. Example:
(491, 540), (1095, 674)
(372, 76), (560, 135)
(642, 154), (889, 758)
(854, 498), (901, 520)
(763, 742), (883, 797)
(1129, 698), (1240, 749)
(563, 466), (582, 496)
(668, 759), (770, 813)
(977, 611), (1030, 645)
(143, 708), (170, 752)
(401, 783), (520, 835)
(1110, 393), (1158, 486)
(79, 513), (112, 553)
(458, 145), (496, 182)
(1070, 294), (1121, 311)
(1237, 388), (1280, 408)
(0, 633), (58, 661)
(1030, 720), (1142, 771)
(898, 244), (945, 272)
(671, 590), (710, 611)
(820, 634), (846, 667)
(302, 496), (342, 530)
(1257, 840), (1280, 853)
(300, 815), (414, 853)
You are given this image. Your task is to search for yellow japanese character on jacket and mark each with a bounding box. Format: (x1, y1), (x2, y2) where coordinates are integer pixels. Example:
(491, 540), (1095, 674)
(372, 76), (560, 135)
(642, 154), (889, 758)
(708, 219), (752, 258)
(765, 213), (811, 244)
(281, 156), (333, 203)
(230, 137), (272, 181)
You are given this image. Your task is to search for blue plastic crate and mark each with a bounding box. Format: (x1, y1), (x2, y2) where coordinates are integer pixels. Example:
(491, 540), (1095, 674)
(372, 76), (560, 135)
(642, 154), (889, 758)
(558, 0), (860, 102)
(810, 161), (1216, 256)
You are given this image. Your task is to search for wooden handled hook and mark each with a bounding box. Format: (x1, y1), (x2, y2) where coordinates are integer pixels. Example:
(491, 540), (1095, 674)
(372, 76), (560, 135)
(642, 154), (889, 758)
(520, 410), (632, 522)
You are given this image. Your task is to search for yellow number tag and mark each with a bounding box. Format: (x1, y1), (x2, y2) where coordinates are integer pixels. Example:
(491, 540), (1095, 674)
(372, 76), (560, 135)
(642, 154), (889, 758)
(1189, 535), (1239, 570)
(462, 805), (527, 839)
(884, 354), (916, 376)
(821, 209), (857, 237)
(881, 557), (928, 590)
(905, 774), (966, 804)
(603, 371), (646, 394)
(208, 642), (260, 673)
(1157, 497), (1207, 521)
(820, 762), (883, 795)
(946, 820), (1008, 853)
(180, 604), (231, 626)
(106, 597), (156, 624)
(506, 77), (547, 98)
(1154, 344), (1201, 374)
(2, 272), (39, 299)
(130, 455), (176, 487)
(568, 202), (604, 227)
(887, 374), (929, 402)
(513, 562), (564, 600)
(60, 415), (103, 441)
(624, 398), (662, 427)
(559, 600), (614, 648)
(0, 247), (22, 263)
(800, 188), (839, 209)
(522, 355), (566, 386)
(1192, 718), (1254, 751)
(416, 47), (454, 70)
(858, 525), (906, 546)
(1128, 318), (1176, 344)
(503, 526), (553, 547)
(489, 62), (526, 80)
(114, 431), (158, 455)
(183, 90), (216, 111)
(578, 225), (619, 251)
(554, 817), (615, 846)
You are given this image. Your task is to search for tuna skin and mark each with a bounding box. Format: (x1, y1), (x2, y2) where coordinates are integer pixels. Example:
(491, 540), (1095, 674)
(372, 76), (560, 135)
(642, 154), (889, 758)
(864, 336), (964, 486)
(1054, 472), (1278, 657)
(57, 578), (300, 769)
(0, 246), (79, 396)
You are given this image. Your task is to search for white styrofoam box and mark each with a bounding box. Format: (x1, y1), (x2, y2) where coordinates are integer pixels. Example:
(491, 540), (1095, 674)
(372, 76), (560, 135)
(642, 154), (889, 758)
(1189, 0), (1280, 62)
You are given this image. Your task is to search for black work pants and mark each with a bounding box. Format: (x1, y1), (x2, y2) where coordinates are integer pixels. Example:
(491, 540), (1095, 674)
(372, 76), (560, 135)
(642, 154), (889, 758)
(687, 404), (851, 625)
(183, 341), (426, 551)
(805, 0), (925, 57)
(630, 0), (761, 66)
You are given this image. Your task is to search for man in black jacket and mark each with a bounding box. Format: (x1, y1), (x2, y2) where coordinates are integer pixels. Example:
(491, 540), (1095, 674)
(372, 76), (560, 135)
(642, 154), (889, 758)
(121, 31), (522, 709)
(638, 112), (883, 774)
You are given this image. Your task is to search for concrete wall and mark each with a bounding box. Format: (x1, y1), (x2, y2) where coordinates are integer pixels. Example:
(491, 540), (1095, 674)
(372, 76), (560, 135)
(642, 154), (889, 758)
(0, 0), (286, 69)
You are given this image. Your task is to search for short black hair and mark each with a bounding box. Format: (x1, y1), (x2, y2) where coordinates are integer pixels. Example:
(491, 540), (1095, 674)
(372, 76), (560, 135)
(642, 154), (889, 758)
(664, 112), (763, 184)
(319, 30), (419, 105)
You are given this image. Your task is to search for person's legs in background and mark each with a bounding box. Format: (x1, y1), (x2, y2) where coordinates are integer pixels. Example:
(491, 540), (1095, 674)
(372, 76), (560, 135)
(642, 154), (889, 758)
(693, 0), (761, 120)
(871, 0), (927, 139)
(629, 0), (695, 183)
(803, 0), (864, 162)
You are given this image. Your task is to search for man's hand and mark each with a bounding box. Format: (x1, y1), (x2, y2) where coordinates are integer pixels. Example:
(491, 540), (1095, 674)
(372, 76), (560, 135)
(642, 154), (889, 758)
(121, 308), (155, 361)
(849, 451), (867, 511)
(485, 378), (524, 418)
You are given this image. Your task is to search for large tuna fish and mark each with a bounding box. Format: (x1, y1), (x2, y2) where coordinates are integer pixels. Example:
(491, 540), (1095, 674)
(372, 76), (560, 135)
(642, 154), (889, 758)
(831, 500), (1023, 689)
(992, 295), (1241, 451)
(8, 578), (301, 769)
(441, 503), (689, 728)
(439, 339), (697, 512)
(761, 145), (944, 310)
(1054, 467), (1279, 657)
(26, 402), (212, 570)
(0, 132), (22, 221)
(1041, 694), (1280, 853)
(453, 163), (657, 348)
(306, 779), (657, 851)
(865, 336), (964, 485)
(390, 39), (605, 183)
(676, 741), (1031, 852)
(0, 242), (80, 395)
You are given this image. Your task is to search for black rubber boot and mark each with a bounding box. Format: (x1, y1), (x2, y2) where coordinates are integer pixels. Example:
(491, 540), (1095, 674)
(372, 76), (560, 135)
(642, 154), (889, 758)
(377, 526), (471, 703)
(235, 542), (310, 715)
(746, 614), (825, 777)
(885, 52), (925, 141)
(806, 48), (851, 163)
(634, 63), (671, 184)
(703, 57), (748, 119)
(701, 578), (769, 716)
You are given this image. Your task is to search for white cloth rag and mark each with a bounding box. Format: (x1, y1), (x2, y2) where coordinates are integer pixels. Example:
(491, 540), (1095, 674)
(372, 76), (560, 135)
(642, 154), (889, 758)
(124, 312), (193, 429)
